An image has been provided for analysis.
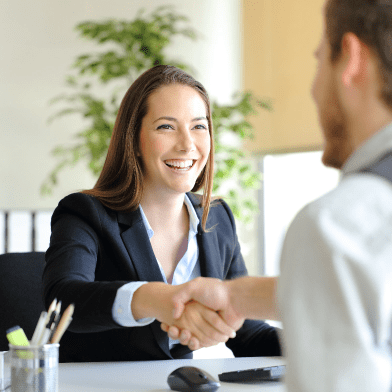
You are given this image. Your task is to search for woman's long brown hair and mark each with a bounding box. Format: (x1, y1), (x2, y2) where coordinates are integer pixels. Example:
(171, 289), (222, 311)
(82, 65), (214, 230)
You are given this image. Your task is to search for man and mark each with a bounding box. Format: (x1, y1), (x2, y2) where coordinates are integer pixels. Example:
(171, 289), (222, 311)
(163, 0), (392, 390)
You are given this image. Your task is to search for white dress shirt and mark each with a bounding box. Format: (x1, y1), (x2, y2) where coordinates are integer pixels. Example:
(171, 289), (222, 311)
(112, 194), (201, 349)
(278, 123), (392, 391)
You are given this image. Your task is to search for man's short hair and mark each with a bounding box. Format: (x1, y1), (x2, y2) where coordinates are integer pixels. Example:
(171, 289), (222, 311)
(326, 0), (392, 108)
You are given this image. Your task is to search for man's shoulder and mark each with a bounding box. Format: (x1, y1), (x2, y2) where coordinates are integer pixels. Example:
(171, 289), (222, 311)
(290, 172), (392, 238)
(312, 172), (392, 213)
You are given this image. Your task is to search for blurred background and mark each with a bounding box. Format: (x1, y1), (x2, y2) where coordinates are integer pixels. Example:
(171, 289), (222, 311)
(0, 0), (339, 357)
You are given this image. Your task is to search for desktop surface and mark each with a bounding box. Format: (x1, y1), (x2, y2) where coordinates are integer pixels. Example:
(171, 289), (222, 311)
(59, 356), (286, 392)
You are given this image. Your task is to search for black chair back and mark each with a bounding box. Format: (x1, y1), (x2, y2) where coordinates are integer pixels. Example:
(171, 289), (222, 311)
(0, 252), (46, 351)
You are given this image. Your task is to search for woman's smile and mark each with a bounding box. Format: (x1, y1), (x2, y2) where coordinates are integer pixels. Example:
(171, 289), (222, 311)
(164, 159), (196, 171)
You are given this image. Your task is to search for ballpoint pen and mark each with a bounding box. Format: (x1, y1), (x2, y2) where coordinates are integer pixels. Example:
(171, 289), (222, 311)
(50, 304), (74, 344)
(46, 299), (57, 318)
(39, 301), (61, 346)
(44, 299), (57, 329)
(30, 311), (47, 346)
(35, 298), (56, 346)
(48, 301), (62, 343)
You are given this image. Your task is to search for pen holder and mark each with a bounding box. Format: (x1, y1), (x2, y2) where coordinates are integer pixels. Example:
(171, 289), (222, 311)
(9, 344), (59, 392)
(0, 351), (11, 391)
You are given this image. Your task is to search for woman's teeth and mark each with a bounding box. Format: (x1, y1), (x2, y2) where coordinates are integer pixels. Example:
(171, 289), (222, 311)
(165, 160), (194, 169)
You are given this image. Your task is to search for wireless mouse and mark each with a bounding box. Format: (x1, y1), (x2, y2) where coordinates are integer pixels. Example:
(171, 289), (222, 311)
(167, 366), (220, 392)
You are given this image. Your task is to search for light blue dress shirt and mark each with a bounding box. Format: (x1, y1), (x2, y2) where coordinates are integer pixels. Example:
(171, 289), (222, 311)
(112, 194), (201, 349)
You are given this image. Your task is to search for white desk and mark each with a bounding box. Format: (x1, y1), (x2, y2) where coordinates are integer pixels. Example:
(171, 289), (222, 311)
(59, 357), (286, 392)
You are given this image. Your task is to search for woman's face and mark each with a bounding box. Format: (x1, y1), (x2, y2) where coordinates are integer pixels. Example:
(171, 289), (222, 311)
(139, 84), (211, 197)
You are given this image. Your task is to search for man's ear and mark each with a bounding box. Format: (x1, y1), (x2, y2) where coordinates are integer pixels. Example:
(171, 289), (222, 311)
(341, 32), (368, 87)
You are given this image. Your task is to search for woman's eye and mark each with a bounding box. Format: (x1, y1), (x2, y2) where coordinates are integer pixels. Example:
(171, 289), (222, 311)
(157, 124), (174, 130)
(193, 124), (208, 130)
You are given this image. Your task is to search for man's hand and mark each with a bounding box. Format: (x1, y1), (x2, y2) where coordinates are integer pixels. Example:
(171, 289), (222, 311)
(160, 277), (246, 349)
(161, 276), (279, 350)
(131, 281), (238, 348)
(164, 301), (236, 349)
(172, 277), (245, 329)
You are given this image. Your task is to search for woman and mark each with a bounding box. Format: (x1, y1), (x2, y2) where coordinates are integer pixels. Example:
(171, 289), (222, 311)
(43, 65), (281, 362)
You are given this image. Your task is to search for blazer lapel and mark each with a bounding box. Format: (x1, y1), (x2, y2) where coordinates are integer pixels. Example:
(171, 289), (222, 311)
(187, 193), (223, 279)
(118, 208), (163, 282)
(117, 209), (171, 358)
(198, 229), (223, 279)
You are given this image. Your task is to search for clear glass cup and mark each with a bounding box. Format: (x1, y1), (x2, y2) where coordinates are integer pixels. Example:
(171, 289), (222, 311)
(9, 344), (59, 392)
(0, 350), (11, 391)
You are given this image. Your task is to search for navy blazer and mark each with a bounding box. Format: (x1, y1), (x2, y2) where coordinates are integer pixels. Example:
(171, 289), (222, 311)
(43, 192), (281, 362)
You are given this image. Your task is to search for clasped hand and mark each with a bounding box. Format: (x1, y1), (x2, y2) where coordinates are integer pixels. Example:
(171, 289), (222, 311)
(158, 277), (245, 351)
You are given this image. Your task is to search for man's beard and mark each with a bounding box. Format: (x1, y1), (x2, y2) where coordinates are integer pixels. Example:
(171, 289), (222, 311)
(319, 87), (351, 169)
(321, 122), (349, 169)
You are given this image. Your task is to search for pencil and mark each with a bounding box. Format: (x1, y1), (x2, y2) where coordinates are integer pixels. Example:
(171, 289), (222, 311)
(50, 304), (74, 344)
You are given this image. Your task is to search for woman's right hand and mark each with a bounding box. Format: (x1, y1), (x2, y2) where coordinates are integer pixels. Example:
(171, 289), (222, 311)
(168, 301), (236, 349)
(132, 282), (236, 348)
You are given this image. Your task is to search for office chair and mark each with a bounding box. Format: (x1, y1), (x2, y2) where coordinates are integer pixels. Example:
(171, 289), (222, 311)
(0, 252), (46, 351)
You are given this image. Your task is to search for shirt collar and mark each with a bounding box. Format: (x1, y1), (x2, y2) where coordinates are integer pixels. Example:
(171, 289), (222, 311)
(184, 194), (199, 235)
(139, 204), (154, 240)
(342, 122), (392, 176)
(139, 194), (199, 240)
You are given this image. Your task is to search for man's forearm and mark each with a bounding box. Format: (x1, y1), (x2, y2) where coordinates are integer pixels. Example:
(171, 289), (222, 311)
(226, 276), (280, 321)
(170, 276), (280, 326)
(163, 276), (280, 348)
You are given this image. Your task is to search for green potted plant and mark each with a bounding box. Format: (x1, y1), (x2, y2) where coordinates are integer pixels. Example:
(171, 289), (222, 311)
(42, 5), (271, 223)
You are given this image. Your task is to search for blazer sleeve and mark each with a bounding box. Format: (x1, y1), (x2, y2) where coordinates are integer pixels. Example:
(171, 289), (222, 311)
(217, 200), (282, 357)
(43, 193), (129, 333)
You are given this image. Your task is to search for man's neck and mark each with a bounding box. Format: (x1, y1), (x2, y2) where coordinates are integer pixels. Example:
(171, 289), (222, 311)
(344, 102), (392, 163)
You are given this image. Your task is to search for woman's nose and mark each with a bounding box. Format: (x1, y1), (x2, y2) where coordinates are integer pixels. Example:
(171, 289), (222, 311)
(176, 129), (196, 152)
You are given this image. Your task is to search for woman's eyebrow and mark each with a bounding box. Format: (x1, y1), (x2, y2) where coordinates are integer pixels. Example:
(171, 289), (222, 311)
(192, 117), (208, 122)
(153, 116), (208, 123)
(153, 116), (177, 123)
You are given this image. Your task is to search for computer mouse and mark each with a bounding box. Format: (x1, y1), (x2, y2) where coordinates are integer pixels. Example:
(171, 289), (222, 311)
(167, 366), (220, 392)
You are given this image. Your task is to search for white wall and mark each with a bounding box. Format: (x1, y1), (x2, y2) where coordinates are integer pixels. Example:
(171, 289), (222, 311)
(263, 151), (340, 276)
(0, 0), (242, 210)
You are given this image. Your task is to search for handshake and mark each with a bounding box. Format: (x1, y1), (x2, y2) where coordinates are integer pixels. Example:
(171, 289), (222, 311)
(134, 276), (278, 351)
(160, 277), (244, 351)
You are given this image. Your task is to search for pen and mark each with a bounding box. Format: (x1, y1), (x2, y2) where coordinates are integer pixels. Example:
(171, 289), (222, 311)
(43, 299), (57, 332)
(39, 301), (61, 346)
(46, 299), (57, 321)
(50, 304), (74, 344)
(30, 311), (48, 346)
(37, 298), (57, 346)
(48, 301), (62, 343)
